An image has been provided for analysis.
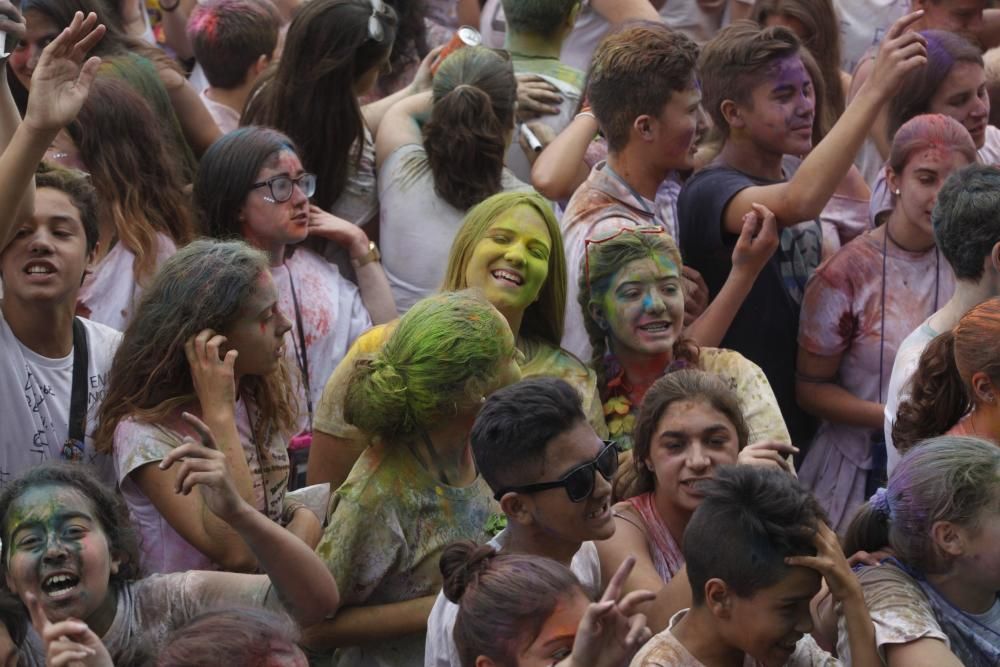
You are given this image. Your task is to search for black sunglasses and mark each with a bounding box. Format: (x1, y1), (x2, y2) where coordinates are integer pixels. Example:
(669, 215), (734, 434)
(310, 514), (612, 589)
(493, 440), (620, 503)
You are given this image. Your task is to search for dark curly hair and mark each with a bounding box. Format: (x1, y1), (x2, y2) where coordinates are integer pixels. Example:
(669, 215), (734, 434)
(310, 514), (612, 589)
(0, 463), (142, 587)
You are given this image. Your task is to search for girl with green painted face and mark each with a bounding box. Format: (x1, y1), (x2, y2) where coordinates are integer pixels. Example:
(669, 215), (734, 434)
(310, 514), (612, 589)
(579, 226), (790, 452)
(0, 429), (339, 666)
(303, 291), (522, 666)
(306, 191), (606, 490)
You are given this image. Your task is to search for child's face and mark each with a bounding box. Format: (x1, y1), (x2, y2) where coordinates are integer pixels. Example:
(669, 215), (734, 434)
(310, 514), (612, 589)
(739, 55), (815, 157)
(645, 400), (740, 515)
(520, 420), (616, 543)
(464, 205), (553, 315)
(222, 270), (293, 378)
(0, 187), (94, 306)
(4, 485), (119, 627)
(888, 148), (971, 245)
(722, 566), (821, 667)
(598, 254), (685, 359)
(515, 589), (590, 667)
(929, 62), (990, 149)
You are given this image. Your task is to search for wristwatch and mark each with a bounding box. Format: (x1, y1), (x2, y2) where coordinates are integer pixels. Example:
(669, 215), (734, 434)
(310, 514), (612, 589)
(351, 241), (381, 268)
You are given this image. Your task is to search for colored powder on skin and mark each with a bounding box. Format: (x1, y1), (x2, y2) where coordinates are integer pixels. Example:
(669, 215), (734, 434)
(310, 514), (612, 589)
(188, 10), (221, 41)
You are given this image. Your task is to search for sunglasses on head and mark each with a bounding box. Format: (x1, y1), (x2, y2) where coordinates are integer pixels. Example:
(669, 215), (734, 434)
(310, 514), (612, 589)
(583, 226), (667, 286)
(493, 440), (620, 503)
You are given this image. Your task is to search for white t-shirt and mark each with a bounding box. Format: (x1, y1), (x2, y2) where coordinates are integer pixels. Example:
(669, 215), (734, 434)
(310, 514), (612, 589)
(659, 0), (751, 45)
(76, 233), (177, 332)
(378, 143), (530, 314)
(837, 0), (910, 74)
(199, 89), (240, 135)
(271, 248), (372, 429)
(0, 310), (120, 486)
(424, 530), (602, 667)
(883, 318), (939, 476)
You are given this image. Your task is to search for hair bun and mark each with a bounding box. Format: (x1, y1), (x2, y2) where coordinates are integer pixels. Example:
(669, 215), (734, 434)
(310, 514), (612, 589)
(440, 541), (497, 603)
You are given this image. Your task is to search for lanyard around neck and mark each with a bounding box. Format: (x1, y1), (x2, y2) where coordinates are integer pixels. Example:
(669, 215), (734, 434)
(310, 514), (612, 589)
(603, 163), (655, 218)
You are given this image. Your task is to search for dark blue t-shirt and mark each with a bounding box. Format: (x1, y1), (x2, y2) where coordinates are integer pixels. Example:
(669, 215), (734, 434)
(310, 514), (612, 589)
(678, 163), (820, 447)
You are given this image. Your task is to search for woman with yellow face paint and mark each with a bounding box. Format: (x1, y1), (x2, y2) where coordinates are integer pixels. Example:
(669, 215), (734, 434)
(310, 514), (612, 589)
(306, 191), (606, 490)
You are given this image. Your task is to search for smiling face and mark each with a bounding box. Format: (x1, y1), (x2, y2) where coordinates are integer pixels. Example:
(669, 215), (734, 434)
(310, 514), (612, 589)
(240, 150), (311, 250)
(594, 253), (684, 359)
(929, 62), (990, 149)
(464, 205), (552, 316)
(515, 420), (616, 544)
(0, 187), (94, 307)
(719, 567), (821, 667)
(646, 399), (741, 515)
(888, 148), (972, 245)
(9, 10), (60, 91)
(4, 485), (119, 629)
(739, 55), (815, 156)
(222, 270), (293, 378)
(515, 589), (590, 667)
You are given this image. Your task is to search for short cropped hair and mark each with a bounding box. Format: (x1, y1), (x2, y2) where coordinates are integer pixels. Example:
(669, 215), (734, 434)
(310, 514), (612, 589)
(471, 377), (586, 492)
(588, 23), (699, 152)
(933, 164), (1000, 282)
(35, 161), (99, 255)
(699, 20), (801, 138)
(683, 466), (827, 605)
(501, 0), (578, 38)
(188, 0), (280, 90)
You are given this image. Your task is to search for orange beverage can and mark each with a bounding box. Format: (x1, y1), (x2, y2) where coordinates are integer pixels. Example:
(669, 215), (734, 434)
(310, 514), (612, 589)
(431, 26), (482, 74)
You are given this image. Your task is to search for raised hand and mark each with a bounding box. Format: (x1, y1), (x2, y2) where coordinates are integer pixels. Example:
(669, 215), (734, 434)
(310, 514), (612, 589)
(867, 11), (928, 100)
(24, 11), (105, 133)
(410, 44), (445, 94)
(785, 522), (862, 603)
(185, 329), (238, 415)
(307, 205), (370, 259)
(559, 557), (655, 667)
(24, 591), (113, 667)
(731, 202), (779, 276)
(158, 412), (247, 524)
(738, 440), (799, 475)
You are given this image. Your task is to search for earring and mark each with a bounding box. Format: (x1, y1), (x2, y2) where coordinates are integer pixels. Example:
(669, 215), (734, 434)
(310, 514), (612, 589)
(480, 395), (487, 404)
(894, 189), (901, 196)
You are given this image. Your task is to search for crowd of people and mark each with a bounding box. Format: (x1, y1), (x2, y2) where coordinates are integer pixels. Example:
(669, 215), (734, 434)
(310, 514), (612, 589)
(0, 0), (998, 664)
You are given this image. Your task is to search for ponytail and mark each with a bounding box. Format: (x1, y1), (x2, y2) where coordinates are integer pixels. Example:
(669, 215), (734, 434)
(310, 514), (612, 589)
(440, 540), (584, 667)
(424, 85), (507, 210)
(892, 331), (968, 455)
(423, 46), (517, 212)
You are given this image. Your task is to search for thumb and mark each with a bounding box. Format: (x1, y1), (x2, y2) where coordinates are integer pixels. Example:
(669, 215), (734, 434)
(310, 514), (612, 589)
(735, 212), (757, 248)
(76, 55), (101, 90)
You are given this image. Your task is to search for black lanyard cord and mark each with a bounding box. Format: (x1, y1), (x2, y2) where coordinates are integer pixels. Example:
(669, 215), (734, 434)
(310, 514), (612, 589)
(286, 266), (313, 430)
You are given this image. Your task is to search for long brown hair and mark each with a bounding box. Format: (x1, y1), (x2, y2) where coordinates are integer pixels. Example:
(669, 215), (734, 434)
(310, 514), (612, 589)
(95, 240), (297, 452)
(892, 297), (1000, 454)
(615, 369), (750, 499)
(242, 0), (397, 211)
(67, 77), (194, 281)
(421, 46), (517, 211)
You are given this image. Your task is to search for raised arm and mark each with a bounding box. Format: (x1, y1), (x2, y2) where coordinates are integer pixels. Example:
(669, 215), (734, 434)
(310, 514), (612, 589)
(0, 11), (103, 248)
(374, 90), (431, 167)
(159, 413), (340, 627)
(530, 111), (599, 201)
(721, 12), (927, 236)
(131, 331), (258, 572)
(362, 47), (440, 138)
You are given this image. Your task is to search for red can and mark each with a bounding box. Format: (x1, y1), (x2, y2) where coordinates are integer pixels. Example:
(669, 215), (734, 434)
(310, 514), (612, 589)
(431, 26), (482, 74)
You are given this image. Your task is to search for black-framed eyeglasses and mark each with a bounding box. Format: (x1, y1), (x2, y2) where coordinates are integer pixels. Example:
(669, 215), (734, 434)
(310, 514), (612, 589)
(368, 0), (386, 42)
(251, 173), (316, 203)
(493, 440), (620, 503)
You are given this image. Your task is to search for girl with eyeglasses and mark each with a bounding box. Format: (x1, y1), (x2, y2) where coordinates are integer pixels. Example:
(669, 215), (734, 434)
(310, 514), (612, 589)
(301, 291), (522, 666)
(194, 127), (396, 457)
(596, 370), (798, 635)
(96, 240), (318, 574)
(243, 0), (439, 270)
(578, 226), (787, 452)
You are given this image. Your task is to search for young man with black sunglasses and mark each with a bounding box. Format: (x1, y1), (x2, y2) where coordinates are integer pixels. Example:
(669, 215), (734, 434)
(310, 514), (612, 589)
(425, 377), (617, 667)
